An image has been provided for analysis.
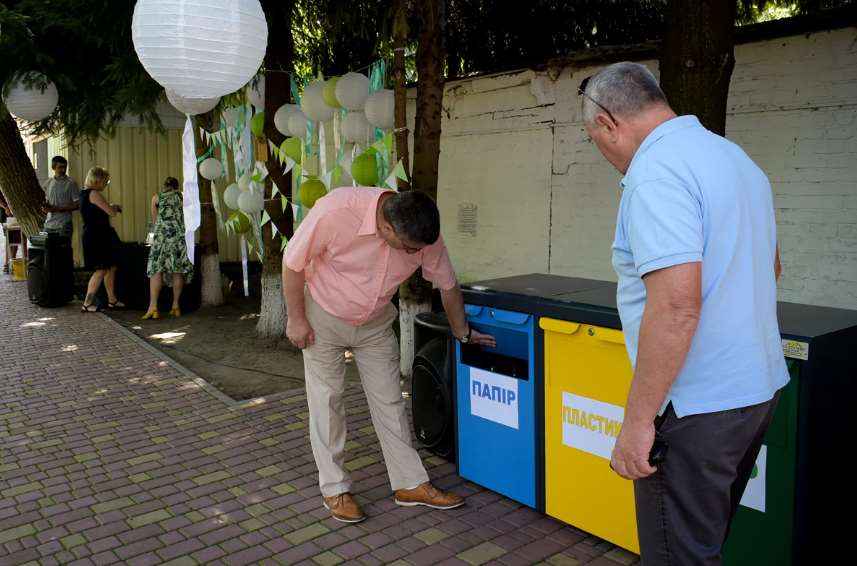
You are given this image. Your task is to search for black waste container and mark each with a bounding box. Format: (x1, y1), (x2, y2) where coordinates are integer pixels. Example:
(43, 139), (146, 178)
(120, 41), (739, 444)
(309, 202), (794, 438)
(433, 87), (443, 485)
(27, 232), (73, 307)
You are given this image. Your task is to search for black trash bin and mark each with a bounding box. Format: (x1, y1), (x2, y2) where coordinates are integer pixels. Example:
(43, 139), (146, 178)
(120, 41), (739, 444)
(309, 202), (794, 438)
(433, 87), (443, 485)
(27, 232), (73, 307)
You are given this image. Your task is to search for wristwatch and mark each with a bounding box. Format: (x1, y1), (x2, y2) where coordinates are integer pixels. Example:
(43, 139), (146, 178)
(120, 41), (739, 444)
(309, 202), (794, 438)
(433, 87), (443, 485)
(458, 326), (472, 344)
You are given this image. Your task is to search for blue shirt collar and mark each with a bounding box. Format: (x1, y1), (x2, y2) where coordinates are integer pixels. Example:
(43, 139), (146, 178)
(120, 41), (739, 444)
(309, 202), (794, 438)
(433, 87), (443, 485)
(621, 115), (702, 188)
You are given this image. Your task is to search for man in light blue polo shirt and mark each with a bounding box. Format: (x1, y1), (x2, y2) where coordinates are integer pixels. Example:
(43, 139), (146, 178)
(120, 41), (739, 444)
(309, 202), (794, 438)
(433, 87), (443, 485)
(581, 62), (789, 565)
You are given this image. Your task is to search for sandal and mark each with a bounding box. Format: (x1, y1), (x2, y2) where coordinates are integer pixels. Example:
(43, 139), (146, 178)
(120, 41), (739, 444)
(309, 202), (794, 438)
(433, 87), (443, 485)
(81, 303), (101, 313)
(107, 301), (125, 309)
(141, 310), (160, 320)
(169, 307), (181, 318)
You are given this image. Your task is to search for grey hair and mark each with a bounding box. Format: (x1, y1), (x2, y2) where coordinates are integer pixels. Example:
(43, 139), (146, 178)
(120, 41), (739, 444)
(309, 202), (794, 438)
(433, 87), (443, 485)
(581, 62), (668, 124)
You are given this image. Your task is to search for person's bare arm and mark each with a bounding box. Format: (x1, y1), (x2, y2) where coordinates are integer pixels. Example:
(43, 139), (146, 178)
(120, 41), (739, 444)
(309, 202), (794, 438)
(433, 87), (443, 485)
(610, 262), (702, 480)
(774, 244), (781, 281)
(151, 194), (159, 224)
(440, 284), (495, 347)
(89, 190), (119, 217)
(283, 266), (314, 349)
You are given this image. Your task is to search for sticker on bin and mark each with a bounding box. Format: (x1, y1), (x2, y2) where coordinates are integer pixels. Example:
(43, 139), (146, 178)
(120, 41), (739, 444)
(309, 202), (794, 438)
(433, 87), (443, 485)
(739, 445), (767, 512)
(470, 368), (519, 430)
(562, 393), (624, 460)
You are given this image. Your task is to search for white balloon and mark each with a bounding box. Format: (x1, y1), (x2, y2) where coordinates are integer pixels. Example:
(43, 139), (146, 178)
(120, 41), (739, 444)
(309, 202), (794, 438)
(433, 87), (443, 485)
(300, 80), (334, 122)
(165, 89), (219, 115)
(287, 112), (307, 138)
(335, 72), (369, 111)
(341, 111), (373, 144)
(274, 104), (300, 136)
(3, 73), (58, 122)
(223, 183), (240, 209)
(238, 172), (253, 192)
(238, 190), (263, 214)
(198, 157), (223, 180)
(364, 89), (395, 130)
(132, 0), (268, 99)
(246, 75), (265, 109)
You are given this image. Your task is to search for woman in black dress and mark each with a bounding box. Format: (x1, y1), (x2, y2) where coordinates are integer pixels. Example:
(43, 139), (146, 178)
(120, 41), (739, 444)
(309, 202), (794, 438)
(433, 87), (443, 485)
(80, 167), (124, 312)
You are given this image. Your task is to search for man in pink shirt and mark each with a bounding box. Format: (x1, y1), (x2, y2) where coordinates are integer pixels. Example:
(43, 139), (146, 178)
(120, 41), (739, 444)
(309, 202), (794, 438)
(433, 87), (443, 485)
(283, 186), (495, 523)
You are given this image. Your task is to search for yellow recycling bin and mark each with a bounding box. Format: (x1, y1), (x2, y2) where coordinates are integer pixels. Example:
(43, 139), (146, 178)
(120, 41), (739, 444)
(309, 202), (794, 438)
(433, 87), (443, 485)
(540, 317), (638, 553)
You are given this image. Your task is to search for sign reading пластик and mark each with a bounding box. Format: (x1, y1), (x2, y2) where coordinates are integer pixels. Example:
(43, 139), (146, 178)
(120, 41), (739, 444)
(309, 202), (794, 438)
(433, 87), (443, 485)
(562, 392), (624, 460)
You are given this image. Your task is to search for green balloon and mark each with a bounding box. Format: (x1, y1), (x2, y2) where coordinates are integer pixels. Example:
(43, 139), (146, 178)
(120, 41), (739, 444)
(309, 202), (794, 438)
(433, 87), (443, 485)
(250, 111), (265, 137)
(233, 212), (251, 234)
(322, 77), (341, 108)
(299, 178), (328, 208)
(352, 153), (378, 186)
(282, 137), (302, 164)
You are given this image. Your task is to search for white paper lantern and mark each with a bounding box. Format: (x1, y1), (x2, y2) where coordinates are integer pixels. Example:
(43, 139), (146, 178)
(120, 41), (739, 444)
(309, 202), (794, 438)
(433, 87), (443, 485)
(165, 89), (219, 115)
(223, 183), (240, 209)
(301, 80), (334, 122)
(335, 72), (369, 111)
(199, 157), (223, 180)
(341, 111), (373, 144)
(274, 104), (300, 136)
(365, 89), (394, 130)
(238, 190), (263, 214)
(132, 0), (268, 99)
(246, 75), (265, 109)
(287, 112), (308, 138)
(3, 73), (59, 122)
(237, 172), (253, 191)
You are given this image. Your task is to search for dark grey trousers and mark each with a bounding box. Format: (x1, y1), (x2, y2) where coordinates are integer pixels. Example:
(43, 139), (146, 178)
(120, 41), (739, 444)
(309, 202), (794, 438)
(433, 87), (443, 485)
(634, 392), (780, 566)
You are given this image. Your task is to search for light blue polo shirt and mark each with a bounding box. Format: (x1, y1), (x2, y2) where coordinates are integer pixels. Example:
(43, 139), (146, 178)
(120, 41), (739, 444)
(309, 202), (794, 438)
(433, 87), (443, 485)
(612, 115), (789, 417)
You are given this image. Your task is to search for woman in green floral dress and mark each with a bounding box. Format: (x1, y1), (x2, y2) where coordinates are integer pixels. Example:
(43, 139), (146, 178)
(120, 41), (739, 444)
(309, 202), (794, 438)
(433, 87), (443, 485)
(143, 177), (194, 319)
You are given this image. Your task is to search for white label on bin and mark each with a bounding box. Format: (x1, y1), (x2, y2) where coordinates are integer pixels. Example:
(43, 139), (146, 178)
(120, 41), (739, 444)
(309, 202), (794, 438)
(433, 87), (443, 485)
(561, 393), (624, 460)
(781, 339), (809, 360)
(469, 368), (519, 430)
(739, 445), (767, 512)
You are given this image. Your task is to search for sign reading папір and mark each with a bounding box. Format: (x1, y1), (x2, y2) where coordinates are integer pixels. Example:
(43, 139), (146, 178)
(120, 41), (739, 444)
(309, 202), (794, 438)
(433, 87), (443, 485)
(469, 367), (519, 430)
(562, 392), (624, 460)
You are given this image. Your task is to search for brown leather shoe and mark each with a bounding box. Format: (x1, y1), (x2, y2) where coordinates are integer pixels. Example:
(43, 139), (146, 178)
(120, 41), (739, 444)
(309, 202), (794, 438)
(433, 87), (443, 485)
(394, 482), (465, 510)
(323, 492), (366, 523)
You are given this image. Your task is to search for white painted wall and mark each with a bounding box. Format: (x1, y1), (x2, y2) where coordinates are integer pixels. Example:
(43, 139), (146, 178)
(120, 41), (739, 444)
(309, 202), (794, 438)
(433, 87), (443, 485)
(428, 27), (857, 310)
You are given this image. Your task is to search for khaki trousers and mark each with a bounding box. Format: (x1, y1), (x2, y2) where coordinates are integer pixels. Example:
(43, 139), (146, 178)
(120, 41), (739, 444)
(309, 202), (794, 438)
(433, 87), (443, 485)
(303, 291), (429, 497)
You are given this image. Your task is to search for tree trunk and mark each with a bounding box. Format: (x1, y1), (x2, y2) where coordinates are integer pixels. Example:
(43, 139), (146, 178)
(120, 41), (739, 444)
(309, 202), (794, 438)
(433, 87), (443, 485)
(399, 0), (447, 378)
(0, 110), (46, 236)
(193, 112), (224, 307)
(257, 0), (294, 339)
(392, 0), (411, 192)
(660, 0), (736, 136)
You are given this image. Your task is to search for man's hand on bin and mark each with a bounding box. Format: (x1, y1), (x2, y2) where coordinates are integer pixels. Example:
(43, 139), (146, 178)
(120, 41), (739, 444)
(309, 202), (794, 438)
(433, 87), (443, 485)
(287, 315), (315, 349)
(468, 329), (496, 348)
(610, 419), (658, 480)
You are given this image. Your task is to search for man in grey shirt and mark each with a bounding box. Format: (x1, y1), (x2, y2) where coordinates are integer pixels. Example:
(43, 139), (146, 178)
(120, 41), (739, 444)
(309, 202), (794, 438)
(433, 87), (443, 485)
(43, 155), (80, 238)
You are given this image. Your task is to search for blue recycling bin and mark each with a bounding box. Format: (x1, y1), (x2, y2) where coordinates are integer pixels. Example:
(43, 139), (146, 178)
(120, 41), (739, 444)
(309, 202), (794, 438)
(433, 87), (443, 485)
(455, 304), (540, 508)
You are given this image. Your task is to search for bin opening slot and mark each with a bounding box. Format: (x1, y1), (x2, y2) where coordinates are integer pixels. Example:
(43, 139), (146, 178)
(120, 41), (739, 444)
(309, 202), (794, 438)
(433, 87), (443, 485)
(461, 345), (529, 380)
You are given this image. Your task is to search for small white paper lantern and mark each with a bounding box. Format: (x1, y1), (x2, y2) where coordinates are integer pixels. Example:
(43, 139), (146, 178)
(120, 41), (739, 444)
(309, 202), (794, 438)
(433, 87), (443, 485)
(287, 112), (308, 138)
(199, 157), (223, 180)
(165, 89), (219, 115)
(3, 73), (59, 122)
(246, 75), (265, 109)
(335, 72), (369, 111)
(222, 107), (240, 129)
(301, 80), (334, 122)
(274, 104), (300, 136)
(341, 111), (373, 144)
(132, 0), (268, 99)
(237, 172), (253, 192)
(238, 190), (263, 214)
(223, 183), (240, 209)
(365, 89), (394, 130)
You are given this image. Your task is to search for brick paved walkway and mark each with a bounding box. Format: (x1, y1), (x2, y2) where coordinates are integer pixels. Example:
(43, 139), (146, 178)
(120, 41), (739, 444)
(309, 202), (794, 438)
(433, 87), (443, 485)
(0, 276), (639, 566)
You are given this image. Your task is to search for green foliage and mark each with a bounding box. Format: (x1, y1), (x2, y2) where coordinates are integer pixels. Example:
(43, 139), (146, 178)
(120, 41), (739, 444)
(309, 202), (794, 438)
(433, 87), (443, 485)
(0, 0), (164, 144)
